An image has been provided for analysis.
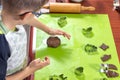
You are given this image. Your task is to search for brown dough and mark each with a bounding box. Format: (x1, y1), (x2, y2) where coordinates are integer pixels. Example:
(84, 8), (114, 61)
(47, 36), (61, 48)
(99, 43), (109, 51)
(108, 64), (118, 70)
(101, 54), (111, 62)
(105, 70), (119, 78)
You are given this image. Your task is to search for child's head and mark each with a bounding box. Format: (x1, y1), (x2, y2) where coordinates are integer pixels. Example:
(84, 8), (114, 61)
(1, 0), (48, 19)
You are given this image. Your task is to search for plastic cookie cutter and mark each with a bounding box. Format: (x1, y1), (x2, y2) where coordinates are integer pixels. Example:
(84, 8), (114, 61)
(100, 64), (118, 70)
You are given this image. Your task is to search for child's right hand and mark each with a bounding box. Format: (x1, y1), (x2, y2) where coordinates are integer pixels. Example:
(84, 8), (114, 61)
(48, 28), (71, 40)
(28, 57), (50, 72)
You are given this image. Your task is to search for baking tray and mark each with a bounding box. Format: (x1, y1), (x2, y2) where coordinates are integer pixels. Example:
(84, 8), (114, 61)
(35, 14), (120, 80)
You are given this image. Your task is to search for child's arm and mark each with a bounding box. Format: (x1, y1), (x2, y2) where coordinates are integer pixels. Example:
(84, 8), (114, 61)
(23, 13), (71, 39)
(6, 57), (50, 80)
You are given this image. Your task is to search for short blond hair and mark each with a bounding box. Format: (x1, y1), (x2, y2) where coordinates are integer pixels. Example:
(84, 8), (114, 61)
(2, 0), (48, 15)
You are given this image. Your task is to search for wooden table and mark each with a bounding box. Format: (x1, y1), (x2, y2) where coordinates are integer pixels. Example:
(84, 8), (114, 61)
(28, 0), (120, 80)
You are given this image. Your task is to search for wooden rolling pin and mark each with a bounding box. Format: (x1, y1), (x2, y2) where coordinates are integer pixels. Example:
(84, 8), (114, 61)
(43, 3), (95, 13)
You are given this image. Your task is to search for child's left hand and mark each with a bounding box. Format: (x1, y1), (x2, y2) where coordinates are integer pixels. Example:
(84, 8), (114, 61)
(48, 28), (71, 40)
(28, 57), (50, 72)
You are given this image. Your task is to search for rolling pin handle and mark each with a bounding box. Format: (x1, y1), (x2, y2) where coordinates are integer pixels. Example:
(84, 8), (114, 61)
(81, 6), (95, 11)
(42, 5), (50, 9)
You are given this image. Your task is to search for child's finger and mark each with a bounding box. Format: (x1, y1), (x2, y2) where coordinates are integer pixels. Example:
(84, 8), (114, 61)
(44, 57), (50, 64)
(63, 32), (71, 40)
(45, 56), (50, 61)
(37, 57), (50, 67)
(34, 58), (41, 63)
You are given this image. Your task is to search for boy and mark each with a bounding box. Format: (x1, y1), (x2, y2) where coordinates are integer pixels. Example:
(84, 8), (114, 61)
(0, 0), (71, 80)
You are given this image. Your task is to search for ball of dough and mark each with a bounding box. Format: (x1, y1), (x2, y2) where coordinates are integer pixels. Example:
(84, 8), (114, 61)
(47, 36), (61, 48)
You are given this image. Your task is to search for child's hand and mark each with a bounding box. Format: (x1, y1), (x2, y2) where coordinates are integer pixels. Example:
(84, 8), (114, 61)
(48, 28), (71, 40)
(28, 57), (50, 72)
(22, 12), (71, 40)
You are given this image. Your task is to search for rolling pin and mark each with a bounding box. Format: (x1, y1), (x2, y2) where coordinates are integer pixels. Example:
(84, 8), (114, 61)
(43, 3), (95, 13)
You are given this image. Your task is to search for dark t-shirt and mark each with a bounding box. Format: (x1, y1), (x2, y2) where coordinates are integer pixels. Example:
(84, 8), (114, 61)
(0, 34), (10, 80)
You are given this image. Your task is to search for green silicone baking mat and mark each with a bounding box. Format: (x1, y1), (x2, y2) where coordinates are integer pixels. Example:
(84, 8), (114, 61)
(35, 14), (120, 80)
